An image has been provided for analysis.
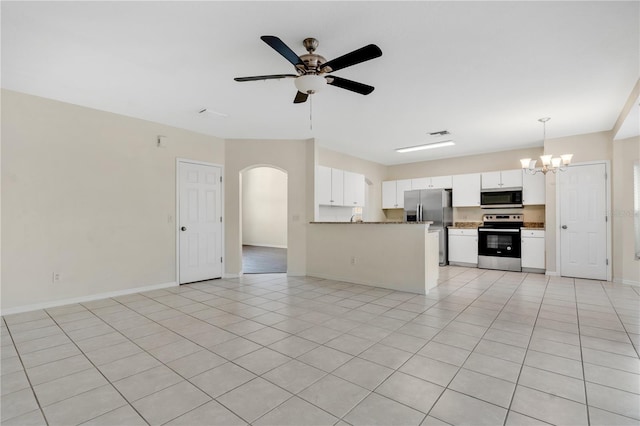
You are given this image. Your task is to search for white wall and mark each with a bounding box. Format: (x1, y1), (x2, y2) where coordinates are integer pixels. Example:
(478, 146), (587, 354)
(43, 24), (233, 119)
(242, 167), (287, 248)
(224, 138), (316, 277)
(612, 136), (640, 285)
(1, 90), (225, 312)
(386, 147), (544, 179)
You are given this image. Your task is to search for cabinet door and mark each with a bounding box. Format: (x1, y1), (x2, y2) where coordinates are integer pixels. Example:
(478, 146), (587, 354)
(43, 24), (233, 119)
(521, 236), (545, 269)
(382, 181), (398, 208)
(452, 173), (481, 207)
(317, 166), (333, 205)
(344, 171), (365, 207)
(501, 169), (523, 188)
(331, 168), (344, 205)
(481, 171), (502, 189)
(430, 175), (453, 189)
(395, 179), (412, 208)
(448, 233), (478, 264)
(522, 170), (545, 205)
(411, 177), (429, 190)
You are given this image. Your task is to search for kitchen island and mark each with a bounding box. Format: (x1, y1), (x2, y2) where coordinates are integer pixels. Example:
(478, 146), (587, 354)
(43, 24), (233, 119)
(307, 222), (439, 294)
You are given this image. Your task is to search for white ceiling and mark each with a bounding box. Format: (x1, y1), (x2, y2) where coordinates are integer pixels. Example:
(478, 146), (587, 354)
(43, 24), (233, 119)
(2, 1), (638, 165)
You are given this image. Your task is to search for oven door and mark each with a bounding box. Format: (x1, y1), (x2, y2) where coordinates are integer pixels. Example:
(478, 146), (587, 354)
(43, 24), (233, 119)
(478, 228), (521, 258)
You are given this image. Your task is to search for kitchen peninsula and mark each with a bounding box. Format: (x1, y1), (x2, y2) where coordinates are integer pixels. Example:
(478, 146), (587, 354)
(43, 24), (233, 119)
(307, 222), (439, 294)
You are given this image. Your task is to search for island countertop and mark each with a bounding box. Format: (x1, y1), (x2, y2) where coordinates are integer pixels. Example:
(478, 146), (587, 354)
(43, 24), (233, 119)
(310, 221), (433, 225)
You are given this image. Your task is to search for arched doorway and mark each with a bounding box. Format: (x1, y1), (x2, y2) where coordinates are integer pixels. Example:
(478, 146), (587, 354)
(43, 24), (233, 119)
(240, 166), (288, 273)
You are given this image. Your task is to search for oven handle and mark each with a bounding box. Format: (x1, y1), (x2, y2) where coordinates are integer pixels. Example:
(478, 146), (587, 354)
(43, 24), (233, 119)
(478, 228), (521, 233)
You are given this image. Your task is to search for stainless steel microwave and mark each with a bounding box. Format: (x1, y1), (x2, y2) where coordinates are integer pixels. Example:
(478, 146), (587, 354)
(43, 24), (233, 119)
(480, 188), (523, 208)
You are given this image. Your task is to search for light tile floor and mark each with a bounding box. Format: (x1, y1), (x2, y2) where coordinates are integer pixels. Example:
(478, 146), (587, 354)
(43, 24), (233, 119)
(2, 267), (640, 425)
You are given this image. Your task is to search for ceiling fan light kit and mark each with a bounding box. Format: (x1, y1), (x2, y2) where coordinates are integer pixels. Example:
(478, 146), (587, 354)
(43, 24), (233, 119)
(294, 75), (326, 94)
(234, 35), (382, 104)
(520, 117), (573, 175)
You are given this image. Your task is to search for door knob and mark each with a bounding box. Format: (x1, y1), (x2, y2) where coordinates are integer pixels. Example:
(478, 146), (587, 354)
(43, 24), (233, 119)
(561, 225), (568, 229)
(181, 226), (187, 231)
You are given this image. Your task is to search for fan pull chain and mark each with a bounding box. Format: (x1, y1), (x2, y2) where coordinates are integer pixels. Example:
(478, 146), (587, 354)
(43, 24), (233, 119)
(309, 94), (313, 131)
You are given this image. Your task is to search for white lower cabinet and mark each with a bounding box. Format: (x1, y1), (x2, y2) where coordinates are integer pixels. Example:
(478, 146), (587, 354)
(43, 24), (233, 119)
(448, 228), (478, 266)
(521, 229), (545, 272)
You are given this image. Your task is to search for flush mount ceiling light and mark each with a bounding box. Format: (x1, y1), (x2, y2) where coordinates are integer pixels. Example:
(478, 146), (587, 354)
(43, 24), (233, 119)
(520, 117), (573, 174)
(396, 140), (455, 153)
(198, 108), (228, 117)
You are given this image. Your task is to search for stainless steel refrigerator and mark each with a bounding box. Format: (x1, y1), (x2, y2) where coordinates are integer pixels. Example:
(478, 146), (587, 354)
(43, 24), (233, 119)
(404, 189), (453, 265)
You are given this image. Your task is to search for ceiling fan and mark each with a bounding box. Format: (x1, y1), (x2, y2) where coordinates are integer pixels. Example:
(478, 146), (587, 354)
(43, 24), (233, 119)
(234, 36), (382, 104)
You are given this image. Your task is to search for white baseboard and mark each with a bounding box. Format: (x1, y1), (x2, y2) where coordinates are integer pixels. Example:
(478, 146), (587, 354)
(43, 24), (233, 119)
(613, 278), (640, 286)
(545, 271), (560, 276)
(223, 273), (242, 278)
(242, 243), (287, 249)
(1, 281), (177, 316)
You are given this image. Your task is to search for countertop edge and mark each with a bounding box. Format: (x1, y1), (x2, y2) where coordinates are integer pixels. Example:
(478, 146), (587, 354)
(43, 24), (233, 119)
(309, 221), (434, 225)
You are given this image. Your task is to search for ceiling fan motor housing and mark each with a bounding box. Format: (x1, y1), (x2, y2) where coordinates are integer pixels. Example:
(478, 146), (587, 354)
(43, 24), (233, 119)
(299, 54), (327, 74)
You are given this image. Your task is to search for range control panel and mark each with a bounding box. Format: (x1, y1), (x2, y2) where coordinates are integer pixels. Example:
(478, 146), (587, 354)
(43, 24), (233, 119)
(482, 214), (523, 223)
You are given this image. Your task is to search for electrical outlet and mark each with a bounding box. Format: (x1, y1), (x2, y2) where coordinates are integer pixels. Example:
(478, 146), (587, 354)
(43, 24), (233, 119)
(52, 272), (61, 283)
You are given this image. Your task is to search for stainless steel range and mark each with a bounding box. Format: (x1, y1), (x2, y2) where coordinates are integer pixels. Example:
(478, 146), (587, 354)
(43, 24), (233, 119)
(478, 214), (523, 272)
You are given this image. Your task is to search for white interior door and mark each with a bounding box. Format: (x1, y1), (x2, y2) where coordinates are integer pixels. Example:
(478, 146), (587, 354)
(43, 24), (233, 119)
(559, 163), (607, 280)
(178, 161), (222, 284)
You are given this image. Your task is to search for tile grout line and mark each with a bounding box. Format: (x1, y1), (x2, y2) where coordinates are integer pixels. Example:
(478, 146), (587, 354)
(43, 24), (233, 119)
(118, 278), (387, 425)
(499, 273), (551, 426)
(2, 317), (51, 426)
(41, 309), (153, 426)
(3, 270), (638, 425)
(598, 281), (640, 360)
(574, 280), (592, 426)
(348, 270), (528, 423)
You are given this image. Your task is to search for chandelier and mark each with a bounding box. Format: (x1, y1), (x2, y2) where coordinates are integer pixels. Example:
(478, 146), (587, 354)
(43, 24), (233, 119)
(520, 117), (573, 175)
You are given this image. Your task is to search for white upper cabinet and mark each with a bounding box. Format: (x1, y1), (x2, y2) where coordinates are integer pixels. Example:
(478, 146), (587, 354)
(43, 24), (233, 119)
(522, 170), (546, 205)
(481, 169), (523, 189)
(411, 177), (429, 190)
(317, 166), (346, 206)
(481, 171), (501, 189)
(344, 171), (365, 207)
(452, 173), (481, 207)
(430, 175), (453, 189)
(413, 176), (453, 190)
(317, 166), (333, 205)
(382, 179), (412, 208)
(501, 169), (523, 188)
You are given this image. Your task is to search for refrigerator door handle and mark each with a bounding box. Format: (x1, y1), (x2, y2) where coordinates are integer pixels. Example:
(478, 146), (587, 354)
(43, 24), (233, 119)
(418, 204), (422, 222)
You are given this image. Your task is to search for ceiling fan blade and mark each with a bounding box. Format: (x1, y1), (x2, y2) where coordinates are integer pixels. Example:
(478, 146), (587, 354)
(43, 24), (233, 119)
(325, 76), (374, 95)
(234, 74), (297, 82)
(320, 44), (382, 72)
(293, 91), (309, 103)
(261, 35), (305, 68)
